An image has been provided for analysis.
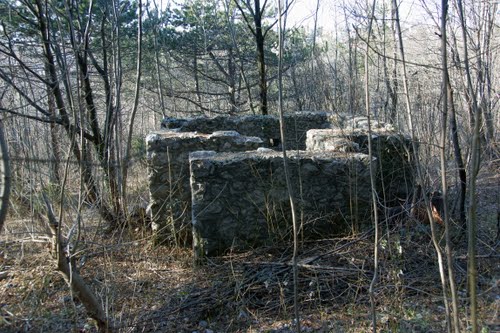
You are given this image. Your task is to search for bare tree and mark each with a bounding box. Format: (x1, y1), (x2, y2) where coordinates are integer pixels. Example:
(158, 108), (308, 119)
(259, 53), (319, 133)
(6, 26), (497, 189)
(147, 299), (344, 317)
(122, 0), (144, 218)
(439, 0), (461, 330)
(38, 130), (113, 332)
(361, 0), (379, 330)
(0, 0), (143, 227)
(43, 191), (112, 332)
(456, 0), (481, 331)
(276, 1), (300, 331)
(392, 0), (453, 330)
(223, 0), (257, 114)
(233, 0), (273, 115)
(387, 0), (398, 124)
(149, 0), (167, 119)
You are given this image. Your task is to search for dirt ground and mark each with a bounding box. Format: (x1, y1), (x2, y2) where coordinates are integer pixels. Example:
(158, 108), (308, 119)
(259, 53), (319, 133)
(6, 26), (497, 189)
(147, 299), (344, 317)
(1, 164), (498, 333)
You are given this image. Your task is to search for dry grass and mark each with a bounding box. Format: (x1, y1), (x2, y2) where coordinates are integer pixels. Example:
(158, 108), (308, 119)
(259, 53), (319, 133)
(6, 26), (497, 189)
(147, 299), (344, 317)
(1, 167), (498, 333)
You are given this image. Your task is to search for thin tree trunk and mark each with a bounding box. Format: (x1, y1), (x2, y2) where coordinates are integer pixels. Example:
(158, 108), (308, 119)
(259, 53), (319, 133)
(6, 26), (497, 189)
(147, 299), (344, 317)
(122, 0), (143, 218)
(276, 1), (300, 331)
(387, 0), (398, 124)
(310, 0), (320, 110)
(446, 79), (467, 230)
(466, 93), (481, 333)
(0, 120), (11, 231)
(46, 84), (61, 184)
(193, 54), (203, 113)
(254, 0), (268, 115)
(392, 0), (452, 330)
(290, 65), (303, 110)
(228, 47), (237, 114)
(34, 0), (115, 224)
(43, 59), (61, 185)
(111, 0), (123, 217)
(343, 5), (355, 116)
(64, 0), (119, 225)
(333, 15), (339, 108)
(43, 165), (112, 332)
(151, 1), (167, 117)
(439, 1), (461, 330)
(233, 0), (268, 115)
(89, 2), (121, 219)
(363, 0), (379, 331)
(482, 2), (497, 149)
(223, 0), (256, 114)
(456, 0), (480, 331)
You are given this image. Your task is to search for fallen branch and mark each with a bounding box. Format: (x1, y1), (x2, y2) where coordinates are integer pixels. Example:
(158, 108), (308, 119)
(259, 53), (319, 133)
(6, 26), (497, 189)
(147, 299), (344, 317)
(42, 193), (113, 333)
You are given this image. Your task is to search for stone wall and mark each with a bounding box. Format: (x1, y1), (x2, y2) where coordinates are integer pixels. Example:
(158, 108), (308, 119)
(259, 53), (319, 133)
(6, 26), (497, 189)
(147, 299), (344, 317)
(146, 130), (264, 245)
(161, 111), (343, 150)
(190, 150), (373, 257)
(147, 113), (415, 256)
(307, 128), (414, 204)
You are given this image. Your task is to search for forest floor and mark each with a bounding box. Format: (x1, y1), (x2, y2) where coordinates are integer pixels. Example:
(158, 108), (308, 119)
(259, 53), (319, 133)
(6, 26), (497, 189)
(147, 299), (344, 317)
(0, 162), (498, 333)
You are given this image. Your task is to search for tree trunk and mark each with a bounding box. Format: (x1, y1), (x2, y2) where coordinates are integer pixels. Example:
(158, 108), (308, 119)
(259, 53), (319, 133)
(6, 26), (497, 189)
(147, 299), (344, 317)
(224, 0), (256, 114)
(34, 0), (115, 224)
(45, 79), (61, 184)
(343, 5), (356, 116)
(0, 120), (11, 232)
(122, 0), (143, 220)
(290, 65), (303, 110)
(254, 0), (268, 115)
(439, 1), (461, 330)
(446, 79), (467, 230)
(228, 47), (237, 114)
(392, 0), (452, 330)
(62, 0), (120, 225)
(151, 4), (167, 118)
(276, 2), (300, 330)
(42, 193), (112, 333)
(388, 0), (398, 124)
(193, 54), (203, 113)
(457, 0), (480, 330)
(363, 1), (379, 331)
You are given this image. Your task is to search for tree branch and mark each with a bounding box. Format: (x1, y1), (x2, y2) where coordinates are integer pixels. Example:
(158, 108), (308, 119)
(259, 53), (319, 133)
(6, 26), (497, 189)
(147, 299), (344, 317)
(233, 0), (257, 36)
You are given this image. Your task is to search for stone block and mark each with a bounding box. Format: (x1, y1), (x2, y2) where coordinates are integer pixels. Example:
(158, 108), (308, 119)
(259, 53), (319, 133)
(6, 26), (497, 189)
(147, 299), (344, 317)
(190, 150), (374, 257)
(146, 131), (264, 245)
(306, 127), (414, 204)
(161, 111), (344, 150)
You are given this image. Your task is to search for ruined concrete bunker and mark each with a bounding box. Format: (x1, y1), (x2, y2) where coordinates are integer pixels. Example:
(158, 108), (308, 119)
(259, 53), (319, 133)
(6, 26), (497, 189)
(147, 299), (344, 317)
(146, 112), (414, 257)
